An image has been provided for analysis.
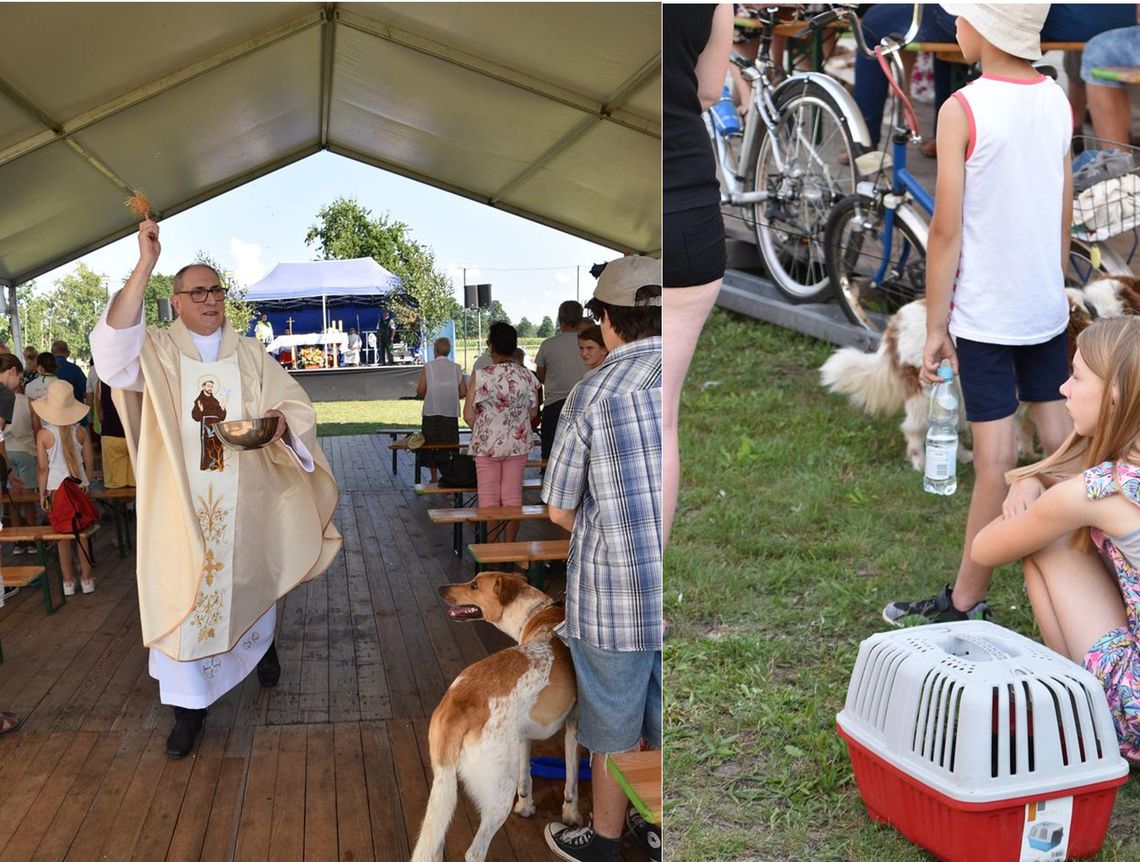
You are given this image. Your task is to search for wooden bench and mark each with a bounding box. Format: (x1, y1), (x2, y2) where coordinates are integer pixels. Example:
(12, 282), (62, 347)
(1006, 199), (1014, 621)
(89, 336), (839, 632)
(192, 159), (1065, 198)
(428, 504), (550, 555)
(0, 524), (101, 612)
(467, 538), (569, 588)
(0, 563), (58, 616)
(4, 486), (135, 557)
(608, 750), (662, 825)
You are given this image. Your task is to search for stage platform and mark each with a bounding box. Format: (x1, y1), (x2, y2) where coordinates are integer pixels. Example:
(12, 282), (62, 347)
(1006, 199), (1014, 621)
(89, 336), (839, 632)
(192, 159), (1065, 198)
(288, 364), (421, 402)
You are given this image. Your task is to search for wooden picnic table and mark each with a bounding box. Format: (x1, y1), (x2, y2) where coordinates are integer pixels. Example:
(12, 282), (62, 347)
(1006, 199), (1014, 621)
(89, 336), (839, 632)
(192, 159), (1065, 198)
(607, 750), (662, 825)
(376, 426), (471, 475)
(908, 40), (1084, 66)
(4, 485), (136, 558)
(428, 504), (550, 555)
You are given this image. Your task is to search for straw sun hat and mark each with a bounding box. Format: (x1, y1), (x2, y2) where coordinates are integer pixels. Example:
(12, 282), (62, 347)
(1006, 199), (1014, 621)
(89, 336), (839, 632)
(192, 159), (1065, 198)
(941, 4), (1049, 61)
(31, 379), (90, 426)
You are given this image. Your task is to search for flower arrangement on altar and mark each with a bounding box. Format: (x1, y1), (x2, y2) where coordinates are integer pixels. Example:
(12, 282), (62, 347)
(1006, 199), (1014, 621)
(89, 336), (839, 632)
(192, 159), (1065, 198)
(298, 346), (326, 369)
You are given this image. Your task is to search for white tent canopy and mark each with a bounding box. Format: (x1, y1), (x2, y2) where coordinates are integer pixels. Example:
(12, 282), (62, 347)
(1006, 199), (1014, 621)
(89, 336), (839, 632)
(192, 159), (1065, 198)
(246, 258), (402, 302)
(0, 2), (662, 291)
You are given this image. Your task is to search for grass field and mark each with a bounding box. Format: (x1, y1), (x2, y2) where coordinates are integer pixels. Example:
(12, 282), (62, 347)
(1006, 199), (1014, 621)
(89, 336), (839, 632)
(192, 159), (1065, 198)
(314, 399), (470, 437)
(665, 309), (1140, 861)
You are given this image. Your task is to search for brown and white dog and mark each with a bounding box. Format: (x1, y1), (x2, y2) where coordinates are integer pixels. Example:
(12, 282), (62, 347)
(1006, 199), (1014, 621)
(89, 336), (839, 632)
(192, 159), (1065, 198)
(817, 277), (1138, 470)
(410, 572), (580, 862)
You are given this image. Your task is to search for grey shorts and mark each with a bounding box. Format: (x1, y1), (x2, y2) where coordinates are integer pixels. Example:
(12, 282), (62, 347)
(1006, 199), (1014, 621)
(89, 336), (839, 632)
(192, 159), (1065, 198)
(568, 637), (661, 754)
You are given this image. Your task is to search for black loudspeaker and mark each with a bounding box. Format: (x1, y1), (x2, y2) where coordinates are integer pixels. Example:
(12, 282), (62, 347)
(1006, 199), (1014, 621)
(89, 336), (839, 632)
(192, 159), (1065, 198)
(477, 283), (492, 309)
(464, 284), (478, 309)
(157, 298), (174, 321)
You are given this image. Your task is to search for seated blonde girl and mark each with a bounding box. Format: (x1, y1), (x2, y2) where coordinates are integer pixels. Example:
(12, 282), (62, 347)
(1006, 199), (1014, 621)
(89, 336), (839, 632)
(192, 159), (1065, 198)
(974, 317), (1140, 763)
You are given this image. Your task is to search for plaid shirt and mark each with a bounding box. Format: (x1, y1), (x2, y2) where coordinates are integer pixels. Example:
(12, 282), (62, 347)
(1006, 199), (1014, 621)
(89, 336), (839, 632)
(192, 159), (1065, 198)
(543, 336), (662, 652)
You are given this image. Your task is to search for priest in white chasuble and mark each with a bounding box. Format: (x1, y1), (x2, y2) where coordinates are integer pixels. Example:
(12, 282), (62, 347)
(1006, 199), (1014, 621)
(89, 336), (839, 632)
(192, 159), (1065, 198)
(91, 219), (341, 758)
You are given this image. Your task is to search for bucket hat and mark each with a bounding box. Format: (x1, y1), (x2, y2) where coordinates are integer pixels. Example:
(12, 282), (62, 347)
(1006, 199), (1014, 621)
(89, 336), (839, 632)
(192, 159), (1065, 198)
(941, 4), (1049, 61)
(30, 379), (89, 426)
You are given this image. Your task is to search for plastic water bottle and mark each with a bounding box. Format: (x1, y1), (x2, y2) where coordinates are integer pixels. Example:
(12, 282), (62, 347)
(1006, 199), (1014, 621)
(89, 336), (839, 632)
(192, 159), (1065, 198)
(710, 84), (742, 137)
(924, 365), (958, 496)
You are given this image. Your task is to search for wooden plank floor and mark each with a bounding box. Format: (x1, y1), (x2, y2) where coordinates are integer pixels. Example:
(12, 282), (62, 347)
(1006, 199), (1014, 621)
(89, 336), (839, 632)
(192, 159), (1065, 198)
(0, 434), (648, 861)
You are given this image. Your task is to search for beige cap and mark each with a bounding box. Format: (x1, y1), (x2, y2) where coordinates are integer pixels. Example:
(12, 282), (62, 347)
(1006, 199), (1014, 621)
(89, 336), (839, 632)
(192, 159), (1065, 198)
(30, 379), (89, 426)
(592, 256), (662, 307)
(941, 3), (1048, 61)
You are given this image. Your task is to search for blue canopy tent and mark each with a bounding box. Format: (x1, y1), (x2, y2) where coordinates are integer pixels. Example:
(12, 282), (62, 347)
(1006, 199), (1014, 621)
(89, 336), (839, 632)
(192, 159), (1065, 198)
(244, 258), (403, 338)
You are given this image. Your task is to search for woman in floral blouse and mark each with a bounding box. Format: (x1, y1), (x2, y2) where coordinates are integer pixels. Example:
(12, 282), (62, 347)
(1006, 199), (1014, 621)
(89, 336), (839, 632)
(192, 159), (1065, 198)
(463, 322), (539, 543)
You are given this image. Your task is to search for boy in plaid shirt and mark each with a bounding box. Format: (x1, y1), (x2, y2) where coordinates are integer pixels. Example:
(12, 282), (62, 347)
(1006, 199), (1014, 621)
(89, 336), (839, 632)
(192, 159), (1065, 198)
(543, 256), (662, 862)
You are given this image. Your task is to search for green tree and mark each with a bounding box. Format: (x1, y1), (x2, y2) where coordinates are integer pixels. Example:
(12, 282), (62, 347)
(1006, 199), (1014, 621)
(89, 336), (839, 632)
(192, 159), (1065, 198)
(536, 315), (555, 338)
(487, 300), (510, 326)
(516, 316), (535, 337)
(305, 197), (454, 335)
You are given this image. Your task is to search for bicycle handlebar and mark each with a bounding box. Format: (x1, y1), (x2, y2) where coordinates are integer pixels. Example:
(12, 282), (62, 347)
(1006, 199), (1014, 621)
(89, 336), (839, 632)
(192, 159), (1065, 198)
(835, 3), (924, 60)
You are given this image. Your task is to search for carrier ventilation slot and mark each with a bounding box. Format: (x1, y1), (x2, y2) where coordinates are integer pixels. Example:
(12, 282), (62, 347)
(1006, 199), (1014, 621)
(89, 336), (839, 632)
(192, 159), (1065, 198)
(911, 669), (939, 756)
(871, 648), (907, 733)
(1072, 675), (1106, 760)
(948, 685), (964, 773)
(1040, 679), (1070, 766)
(1054, 676), (1095, 763)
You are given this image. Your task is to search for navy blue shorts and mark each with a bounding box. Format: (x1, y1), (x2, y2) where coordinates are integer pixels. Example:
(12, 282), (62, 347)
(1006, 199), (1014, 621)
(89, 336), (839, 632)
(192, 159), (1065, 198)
(956, 331), (1069, 423)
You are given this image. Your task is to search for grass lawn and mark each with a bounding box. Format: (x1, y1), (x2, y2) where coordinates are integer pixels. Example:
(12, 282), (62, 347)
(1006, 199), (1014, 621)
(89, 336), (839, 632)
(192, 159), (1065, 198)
(315, 399), (469, 437)
(665, 309), (1140, 861)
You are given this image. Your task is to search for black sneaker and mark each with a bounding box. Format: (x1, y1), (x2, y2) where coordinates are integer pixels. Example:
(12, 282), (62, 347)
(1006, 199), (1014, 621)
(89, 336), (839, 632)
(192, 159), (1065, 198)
(626, 809), (661, 861)
(882, 585), (991, 628)
(544, 823), (620, 862)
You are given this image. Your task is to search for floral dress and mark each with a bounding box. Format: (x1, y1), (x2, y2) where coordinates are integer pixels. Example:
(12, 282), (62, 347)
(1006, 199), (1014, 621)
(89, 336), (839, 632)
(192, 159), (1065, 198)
(469, 362), (538, 459)
(1082, 460), (1140, 762)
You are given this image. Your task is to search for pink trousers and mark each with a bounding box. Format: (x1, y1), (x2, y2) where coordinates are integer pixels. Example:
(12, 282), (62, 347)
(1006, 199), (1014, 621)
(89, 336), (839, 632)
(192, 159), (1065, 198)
(475, 454), (527, 508)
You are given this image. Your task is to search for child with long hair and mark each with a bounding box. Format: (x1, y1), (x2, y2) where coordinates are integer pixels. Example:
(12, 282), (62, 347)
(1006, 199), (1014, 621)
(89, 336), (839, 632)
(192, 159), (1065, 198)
(31, 380), (96, 595)
(973, 317), (1140, 762)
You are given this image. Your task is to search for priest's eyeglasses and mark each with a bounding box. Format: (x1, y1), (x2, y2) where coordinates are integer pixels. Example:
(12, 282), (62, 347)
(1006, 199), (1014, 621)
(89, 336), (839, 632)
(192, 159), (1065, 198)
(176, 286), (228, 303)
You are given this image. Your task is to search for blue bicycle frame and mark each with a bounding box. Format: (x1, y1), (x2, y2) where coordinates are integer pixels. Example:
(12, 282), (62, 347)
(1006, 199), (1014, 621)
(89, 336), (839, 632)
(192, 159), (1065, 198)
(872, 133), (935, 286)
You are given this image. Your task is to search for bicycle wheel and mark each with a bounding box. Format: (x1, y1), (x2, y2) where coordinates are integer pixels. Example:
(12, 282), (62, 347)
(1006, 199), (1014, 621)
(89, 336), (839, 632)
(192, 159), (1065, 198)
(824, 192), (928, 333)
(749, 80), (861, 303)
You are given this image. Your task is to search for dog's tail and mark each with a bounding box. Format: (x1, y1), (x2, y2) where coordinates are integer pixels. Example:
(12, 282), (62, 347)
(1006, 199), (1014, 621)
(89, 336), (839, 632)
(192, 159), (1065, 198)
(410, 762), (458, 862)
(819, 342), (907, 416)
(410, 712), (462, 862)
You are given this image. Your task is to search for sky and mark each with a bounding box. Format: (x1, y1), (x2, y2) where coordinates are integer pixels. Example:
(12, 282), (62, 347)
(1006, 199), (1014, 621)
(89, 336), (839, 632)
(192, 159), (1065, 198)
(33, 150), (618, 328)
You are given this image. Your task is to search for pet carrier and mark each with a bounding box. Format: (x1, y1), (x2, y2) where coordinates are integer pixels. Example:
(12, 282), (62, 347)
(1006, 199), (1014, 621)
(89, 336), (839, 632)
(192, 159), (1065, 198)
(836, 621), (1129, 861)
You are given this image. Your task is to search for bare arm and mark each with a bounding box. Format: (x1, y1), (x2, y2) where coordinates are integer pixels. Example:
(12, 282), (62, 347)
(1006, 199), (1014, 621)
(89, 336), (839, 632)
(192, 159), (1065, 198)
(1061, 146), (1073, 273)
(922, 98), (969, 382)
(463, 369), (477, 428)
(416, 367), (427, 399)
(548, 506), (576, 532)
(106, 220), (160, 330)
(78, 427), (95, 484)
(695, 5), (734, 110)
(972, 477), (1088, 567)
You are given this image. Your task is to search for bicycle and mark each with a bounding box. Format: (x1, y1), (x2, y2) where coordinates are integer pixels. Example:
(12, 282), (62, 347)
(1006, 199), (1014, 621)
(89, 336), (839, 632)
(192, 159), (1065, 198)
(707, 5), (872, 303)
(822, 6), (1129, 333)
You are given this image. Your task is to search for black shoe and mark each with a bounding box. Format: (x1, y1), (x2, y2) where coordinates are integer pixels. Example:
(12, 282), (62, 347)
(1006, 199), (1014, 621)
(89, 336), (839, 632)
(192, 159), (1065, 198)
(256, 642), (280, 687)
(544, 824), (620, 862)
(882, 585), (991, 628)
(165, 706), (207, 758)
(626, 809), (661, 862)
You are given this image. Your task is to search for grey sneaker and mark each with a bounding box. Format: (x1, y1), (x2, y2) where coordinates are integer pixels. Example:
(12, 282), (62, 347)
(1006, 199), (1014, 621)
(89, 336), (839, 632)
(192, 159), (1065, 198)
(882, 585), (991, 627)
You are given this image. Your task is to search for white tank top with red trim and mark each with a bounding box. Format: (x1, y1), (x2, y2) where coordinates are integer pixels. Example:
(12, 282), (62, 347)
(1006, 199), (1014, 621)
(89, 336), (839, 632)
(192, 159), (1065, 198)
(948, 74), (1071, 345)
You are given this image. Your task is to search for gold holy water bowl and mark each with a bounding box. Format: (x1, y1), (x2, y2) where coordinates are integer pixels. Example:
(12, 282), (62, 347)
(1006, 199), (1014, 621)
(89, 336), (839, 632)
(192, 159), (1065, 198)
(213, 416), (282, 451)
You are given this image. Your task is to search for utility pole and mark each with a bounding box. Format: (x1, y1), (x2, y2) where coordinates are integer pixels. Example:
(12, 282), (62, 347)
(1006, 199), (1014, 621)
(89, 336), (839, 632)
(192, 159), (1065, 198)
(462, 267), (468, 371)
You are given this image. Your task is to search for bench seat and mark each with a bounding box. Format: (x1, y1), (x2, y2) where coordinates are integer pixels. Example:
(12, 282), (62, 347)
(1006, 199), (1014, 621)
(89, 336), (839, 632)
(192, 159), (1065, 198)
(415, 479), (545, 496)
(0, 563), (58, 616)
(428, 504), (550, 525)
(467, 539), (569, 565)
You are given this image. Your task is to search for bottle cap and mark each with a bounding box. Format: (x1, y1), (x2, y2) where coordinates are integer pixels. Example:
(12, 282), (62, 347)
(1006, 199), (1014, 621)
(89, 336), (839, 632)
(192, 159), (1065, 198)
(937, 365), (953, 381)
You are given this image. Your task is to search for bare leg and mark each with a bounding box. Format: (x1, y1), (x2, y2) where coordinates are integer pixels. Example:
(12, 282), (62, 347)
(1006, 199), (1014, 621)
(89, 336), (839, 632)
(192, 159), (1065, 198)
(951, 417), (1018, 610)
(58, 538), (75, 589)
(589, 751), (628, 840)
(1023, 537), (1124, 662)
(1087, 82), (1132, 147)
(78, 536), (93, 583)
(1022, 553), (1070, 656)
(1028, 399), (1073, 456)
(663, 281), (721, 547)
